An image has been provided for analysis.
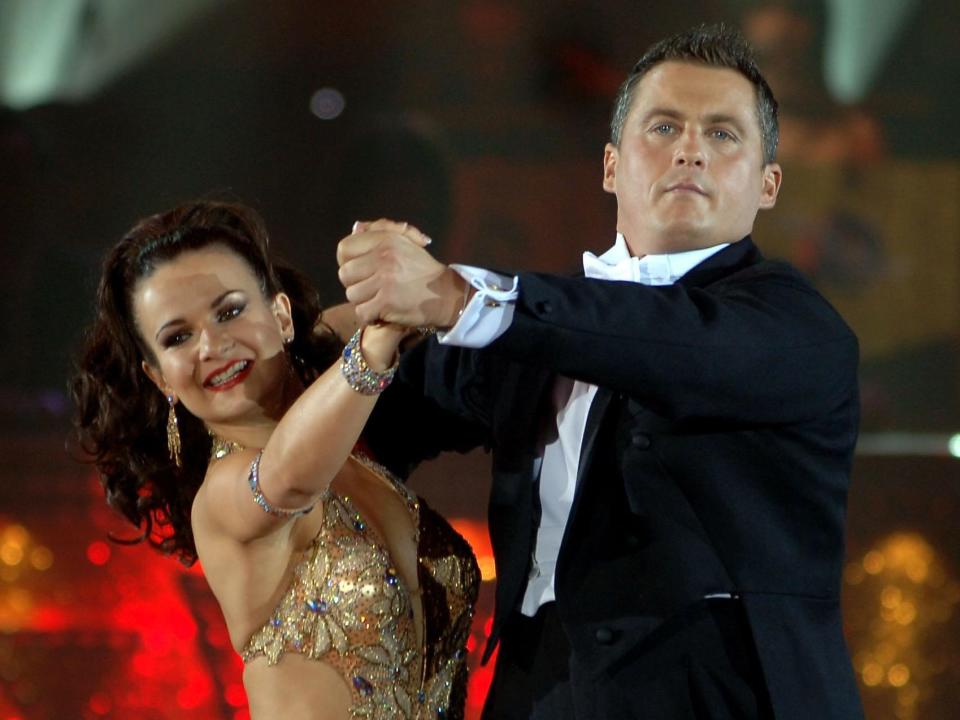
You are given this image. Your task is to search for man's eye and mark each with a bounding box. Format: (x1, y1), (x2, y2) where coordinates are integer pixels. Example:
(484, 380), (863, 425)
(653, 124), (674, 135)
(711, 129), (734, 141)
(217, 304), (244, 322)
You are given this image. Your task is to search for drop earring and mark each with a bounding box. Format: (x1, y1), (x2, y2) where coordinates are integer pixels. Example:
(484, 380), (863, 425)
(166, 394), (182, 468)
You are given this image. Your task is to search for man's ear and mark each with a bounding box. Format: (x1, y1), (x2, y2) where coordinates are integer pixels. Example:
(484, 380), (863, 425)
(142, 360), (167, 395)
(759, 162), (782, 210)
(273, 292), (295, 341)
(602, 143), (619, 194)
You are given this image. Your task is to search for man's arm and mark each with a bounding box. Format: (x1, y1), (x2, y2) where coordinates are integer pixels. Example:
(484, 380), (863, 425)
(337, 222), (857, 426)
(493, 268), (858, 424)
(363, 339), (492, 479)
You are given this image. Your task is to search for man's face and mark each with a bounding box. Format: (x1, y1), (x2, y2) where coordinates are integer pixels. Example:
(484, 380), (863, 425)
(603, 61), (781, 256)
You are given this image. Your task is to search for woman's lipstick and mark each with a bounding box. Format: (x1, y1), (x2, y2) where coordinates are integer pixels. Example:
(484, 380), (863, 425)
(203, 360), (253, 392)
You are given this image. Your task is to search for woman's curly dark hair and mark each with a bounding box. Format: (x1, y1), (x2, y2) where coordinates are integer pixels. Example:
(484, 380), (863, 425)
(70, 200), (342, 565)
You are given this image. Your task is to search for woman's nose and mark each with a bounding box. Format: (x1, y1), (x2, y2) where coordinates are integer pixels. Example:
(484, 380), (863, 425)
(198, 325), (234, 360)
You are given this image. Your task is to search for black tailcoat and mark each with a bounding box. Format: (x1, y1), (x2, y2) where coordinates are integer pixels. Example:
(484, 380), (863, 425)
(365, 238), (864, 720)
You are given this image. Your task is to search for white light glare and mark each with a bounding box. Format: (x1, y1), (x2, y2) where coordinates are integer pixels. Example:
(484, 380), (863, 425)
(947, 434), (960, 458)
(309, 87), (345, 120)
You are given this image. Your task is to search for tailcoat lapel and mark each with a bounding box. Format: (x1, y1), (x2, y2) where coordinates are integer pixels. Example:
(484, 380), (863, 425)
(557, 237), (761, 543)
(559, 386), (616, 545)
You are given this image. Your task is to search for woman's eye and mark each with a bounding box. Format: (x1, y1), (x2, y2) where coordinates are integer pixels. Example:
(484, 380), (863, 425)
(217, 304), (244, 322)
(162, 332), (189, 348)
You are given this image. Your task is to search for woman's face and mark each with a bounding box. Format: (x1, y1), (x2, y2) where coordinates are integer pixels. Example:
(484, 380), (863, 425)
(133, 243), (294, 429)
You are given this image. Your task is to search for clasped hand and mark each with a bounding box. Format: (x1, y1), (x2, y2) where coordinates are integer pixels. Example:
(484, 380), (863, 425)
(336, 219), (466, 329)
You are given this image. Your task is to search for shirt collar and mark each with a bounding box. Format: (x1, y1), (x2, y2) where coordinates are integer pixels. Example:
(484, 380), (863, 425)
(582, 233), (729, 286)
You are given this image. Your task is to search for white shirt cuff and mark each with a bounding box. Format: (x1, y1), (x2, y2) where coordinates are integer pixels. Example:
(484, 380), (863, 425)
(437, 265), (518, 348)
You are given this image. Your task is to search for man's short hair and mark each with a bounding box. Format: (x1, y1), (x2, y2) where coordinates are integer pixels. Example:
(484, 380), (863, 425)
(610, 23), (779, 165)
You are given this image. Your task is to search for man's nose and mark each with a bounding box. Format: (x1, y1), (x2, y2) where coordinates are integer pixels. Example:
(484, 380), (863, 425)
(673, 130), (706, 168)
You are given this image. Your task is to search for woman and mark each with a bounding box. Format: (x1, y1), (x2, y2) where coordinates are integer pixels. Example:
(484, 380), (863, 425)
(71, 200), (479, 719)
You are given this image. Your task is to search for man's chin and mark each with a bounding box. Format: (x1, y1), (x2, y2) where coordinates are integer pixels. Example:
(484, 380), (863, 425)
(646, 222), (716, 254)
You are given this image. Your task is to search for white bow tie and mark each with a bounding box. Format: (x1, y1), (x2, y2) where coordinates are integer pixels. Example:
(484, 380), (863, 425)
(582, 250), (640, 282)
(583, 234), (729, 286)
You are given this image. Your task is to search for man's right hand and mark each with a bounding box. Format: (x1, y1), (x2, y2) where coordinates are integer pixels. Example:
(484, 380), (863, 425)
(336, 219), (470, 329)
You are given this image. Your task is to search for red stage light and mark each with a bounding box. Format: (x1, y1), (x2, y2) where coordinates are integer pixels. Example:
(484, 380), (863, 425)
(86, 541), (111, 565)
(205, 623), (229, 647)
(88, 692), (111, 715)
(467, 647), (497, 710)
(30, 606), (68, 632)
(224, 683), (247, 708)
(176, 676), (212, 710)
(133, 650), (160, 677)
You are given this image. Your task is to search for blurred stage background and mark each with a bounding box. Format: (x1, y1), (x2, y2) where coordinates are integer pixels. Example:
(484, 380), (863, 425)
(1, 0), (959, 718)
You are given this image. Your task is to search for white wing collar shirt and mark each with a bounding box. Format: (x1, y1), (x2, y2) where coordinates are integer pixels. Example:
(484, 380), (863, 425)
(439, 233), (728, 615)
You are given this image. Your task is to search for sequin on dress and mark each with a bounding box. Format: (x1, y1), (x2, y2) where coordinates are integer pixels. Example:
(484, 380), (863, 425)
(241, 454), (480, 720)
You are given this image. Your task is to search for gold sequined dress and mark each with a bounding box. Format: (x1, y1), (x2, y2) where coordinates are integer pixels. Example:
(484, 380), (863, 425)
(241, 454), (480, 720)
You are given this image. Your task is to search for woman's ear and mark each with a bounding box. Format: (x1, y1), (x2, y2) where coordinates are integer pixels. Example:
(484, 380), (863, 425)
(141, 360), (168, 395)
(273, 292), (295, 342)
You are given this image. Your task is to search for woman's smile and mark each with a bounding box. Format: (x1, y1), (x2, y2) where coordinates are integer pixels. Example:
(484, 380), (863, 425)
(204, 359), (255, 391)
(134, 244), (294, 425)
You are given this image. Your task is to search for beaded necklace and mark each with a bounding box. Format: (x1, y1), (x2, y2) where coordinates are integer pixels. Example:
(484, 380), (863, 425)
(209, 434), (246, 461)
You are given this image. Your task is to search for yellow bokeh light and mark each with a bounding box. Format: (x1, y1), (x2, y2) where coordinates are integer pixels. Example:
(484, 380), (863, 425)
(1, 524), (29, 547)
(863, 550), (885, 574)
(874, 642), (896, 665)
(6, 588), (31, 613)
(881, 586), (902, 609)
(905, 560), (928, 584)
(0, 544), (24, 566)
(882, 534), (933, 572)
(888, 664), (911, 687)
(898, 684), (920, 706)
(862, 662), (884, 686)
(29, 546), (53, 571)
(894, 602), (917, 625)
(847, 531), (957, 716)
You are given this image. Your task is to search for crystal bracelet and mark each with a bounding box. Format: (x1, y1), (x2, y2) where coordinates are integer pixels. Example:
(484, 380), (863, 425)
(248, 450), (314, 518)
(340, 328), (398, 395)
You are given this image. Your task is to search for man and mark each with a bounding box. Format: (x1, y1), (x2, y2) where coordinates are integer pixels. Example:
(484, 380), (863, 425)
(337, 24), (864, 720)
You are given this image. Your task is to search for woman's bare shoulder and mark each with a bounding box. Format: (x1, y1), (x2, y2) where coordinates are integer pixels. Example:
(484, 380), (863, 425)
(192, 450), (294, 546)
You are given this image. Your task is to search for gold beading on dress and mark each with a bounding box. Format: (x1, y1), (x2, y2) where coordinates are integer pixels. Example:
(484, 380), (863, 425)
(241, 454), (480, 719)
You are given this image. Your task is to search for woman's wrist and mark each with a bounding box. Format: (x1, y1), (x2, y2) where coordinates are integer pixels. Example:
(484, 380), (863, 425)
(359, 324), (403, 371)
(340, 327), (399, 395)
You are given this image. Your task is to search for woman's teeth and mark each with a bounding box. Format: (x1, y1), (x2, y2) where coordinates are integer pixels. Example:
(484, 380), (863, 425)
(209, 361), (250, 386)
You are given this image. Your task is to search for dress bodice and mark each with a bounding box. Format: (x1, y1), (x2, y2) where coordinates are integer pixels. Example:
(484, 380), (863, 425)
(241, 454), (480, 719)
